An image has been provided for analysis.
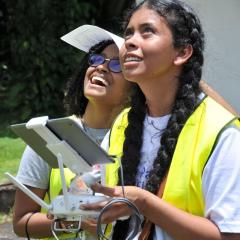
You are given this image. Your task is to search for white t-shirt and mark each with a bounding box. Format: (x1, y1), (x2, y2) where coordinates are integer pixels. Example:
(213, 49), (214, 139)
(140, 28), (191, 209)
(102, 114), (240, 239)
(136, 114), (171, 188)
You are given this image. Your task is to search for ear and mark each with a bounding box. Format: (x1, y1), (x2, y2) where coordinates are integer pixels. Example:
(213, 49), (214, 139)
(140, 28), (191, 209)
(174, 44), (193, 66)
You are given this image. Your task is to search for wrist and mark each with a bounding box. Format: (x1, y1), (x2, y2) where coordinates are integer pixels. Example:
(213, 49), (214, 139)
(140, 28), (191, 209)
(138, 189), (153, 215)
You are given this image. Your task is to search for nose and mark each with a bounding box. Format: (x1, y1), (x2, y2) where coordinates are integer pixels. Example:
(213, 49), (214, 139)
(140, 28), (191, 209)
(124, 33), (139, 49)
(95, 62), (109, 73)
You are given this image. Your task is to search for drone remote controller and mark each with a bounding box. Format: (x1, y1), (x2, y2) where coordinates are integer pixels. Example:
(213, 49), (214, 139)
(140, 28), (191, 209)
(5, 116), (115, 233)
(51, 193), (109, 220)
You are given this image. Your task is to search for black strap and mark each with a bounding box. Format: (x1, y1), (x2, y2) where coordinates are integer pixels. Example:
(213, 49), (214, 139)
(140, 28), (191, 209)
(25, 212), (36, 240)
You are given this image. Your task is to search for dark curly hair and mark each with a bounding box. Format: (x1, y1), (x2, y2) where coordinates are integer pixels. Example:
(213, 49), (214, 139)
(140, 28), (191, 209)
(64, 39), (114, 117)
(113, 0), (205, 239)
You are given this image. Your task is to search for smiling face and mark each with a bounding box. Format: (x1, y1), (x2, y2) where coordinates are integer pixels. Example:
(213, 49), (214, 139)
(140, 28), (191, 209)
(84, 43), (131, 106)
(120, 5), (182, 85)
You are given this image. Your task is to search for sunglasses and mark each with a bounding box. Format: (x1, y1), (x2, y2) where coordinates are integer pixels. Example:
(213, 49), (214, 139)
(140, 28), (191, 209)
(88, 54), (122, 73)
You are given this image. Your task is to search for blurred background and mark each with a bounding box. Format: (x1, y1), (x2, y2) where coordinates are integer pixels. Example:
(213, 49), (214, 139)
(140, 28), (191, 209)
(185, 0), (240, 114)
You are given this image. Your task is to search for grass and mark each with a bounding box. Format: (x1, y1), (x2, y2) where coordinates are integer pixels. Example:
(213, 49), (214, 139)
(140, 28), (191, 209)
(0, 137), (26, 184)
(0, 122), (25, 227)
(0, 211), (13, 224)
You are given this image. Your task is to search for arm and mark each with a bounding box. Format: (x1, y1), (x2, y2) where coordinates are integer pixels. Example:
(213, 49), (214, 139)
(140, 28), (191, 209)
(143, 127), (240, 239)
(13, 146), (53, 237)
(13, 146), (97, 237)
(86, 184), (239, 240)
(13, 187), (53, 238)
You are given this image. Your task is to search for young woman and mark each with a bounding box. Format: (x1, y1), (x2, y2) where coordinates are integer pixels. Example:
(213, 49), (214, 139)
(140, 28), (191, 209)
(13, 26), (132, 239)
(82, 1), (240, 240)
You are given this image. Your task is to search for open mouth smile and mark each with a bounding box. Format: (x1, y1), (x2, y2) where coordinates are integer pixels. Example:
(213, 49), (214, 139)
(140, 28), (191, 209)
(125, 56), (142, 63)
(90, 76), (109, 87)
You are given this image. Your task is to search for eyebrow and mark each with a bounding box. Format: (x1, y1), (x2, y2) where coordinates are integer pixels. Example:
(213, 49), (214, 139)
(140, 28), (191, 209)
(125, 22), (155, 32)
(140, 22), (155, 28)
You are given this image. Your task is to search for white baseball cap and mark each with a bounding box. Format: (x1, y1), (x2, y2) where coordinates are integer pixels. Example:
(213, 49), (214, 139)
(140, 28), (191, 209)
(61, 24), (124, 52)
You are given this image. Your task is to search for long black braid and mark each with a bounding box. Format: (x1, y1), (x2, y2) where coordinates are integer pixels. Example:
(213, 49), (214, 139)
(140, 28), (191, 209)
(63, 39), (114, 117)
(113, 0), (205, 239)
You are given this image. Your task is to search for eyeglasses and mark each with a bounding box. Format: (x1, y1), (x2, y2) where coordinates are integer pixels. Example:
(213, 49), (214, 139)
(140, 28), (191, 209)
(88, 54), (122, 73)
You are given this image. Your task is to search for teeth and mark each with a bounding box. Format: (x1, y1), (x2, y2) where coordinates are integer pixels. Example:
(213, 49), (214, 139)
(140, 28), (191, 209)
(91, 76), (109, 87)
(125, 56), (142, 62)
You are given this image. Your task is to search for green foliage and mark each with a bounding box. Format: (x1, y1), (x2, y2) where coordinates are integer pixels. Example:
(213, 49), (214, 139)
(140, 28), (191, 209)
(0, 0), (134, 133)
(0, 137), (26, 184)
(1, 0), (94, 124)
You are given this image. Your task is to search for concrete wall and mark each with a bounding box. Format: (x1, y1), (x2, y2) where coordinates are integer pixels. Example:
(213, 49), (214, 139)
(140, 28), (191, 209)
(135, 0), (240, 113)
(185, 0), (240, 113)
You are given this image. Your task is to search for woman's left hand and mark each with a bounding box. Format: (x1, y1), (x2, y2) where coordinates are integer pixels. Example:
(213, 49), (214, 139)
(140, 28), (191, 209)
(80, 183), (147, 224)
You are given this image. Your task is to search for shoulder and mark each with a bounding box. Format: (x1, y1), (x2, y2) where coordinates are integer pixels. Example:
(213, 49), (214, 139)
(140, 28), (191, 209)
(21, 145), (44, 163)
(204, 126), (240, 175)
(213, 122), (240, 158)
(16, 146), (51, 189)
(203, 127), (240, 232)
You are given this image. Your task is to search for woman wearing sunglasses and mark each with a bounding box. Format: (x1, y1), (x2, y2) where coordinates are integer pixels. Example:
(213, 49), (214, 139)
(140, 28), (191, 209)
(13, 25), (132, 240)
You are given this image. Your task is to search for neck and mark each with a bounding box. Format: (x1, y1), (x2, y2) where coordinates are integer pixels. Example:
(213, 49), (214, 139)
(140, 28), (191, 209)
(140, 76), (179, 117)
(82, 102), (123, 129)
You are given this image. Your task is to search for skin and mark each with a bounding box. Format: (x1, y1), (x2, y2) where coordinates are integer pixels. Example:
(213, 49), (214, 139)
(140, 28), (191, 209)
(83, 44), (131, 128)
(82, 6), (240, 240)
(13, 43), (131, 238)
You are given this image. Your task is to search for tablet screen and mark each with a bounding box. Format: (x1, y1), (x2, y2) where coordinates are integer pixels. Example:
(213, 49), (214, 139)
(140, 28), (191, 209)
(46, 117), (114, 166)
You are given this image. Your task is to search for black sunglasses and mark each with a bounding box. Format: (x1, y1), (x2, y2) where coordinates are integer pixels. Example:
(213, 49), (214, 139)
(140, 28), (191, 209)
(88, 54), (122, 73)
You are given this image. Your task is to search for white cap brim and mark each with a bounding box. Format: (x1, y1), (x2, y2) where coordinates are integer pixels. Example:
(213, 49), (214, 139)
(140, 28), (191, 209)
(61, 24), (124, 52)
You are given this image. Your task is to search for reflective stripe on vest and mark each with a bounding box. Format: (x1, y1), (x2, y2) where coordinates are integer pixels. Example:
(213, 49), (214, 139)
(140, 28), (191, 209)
(106, 97), (238, 216)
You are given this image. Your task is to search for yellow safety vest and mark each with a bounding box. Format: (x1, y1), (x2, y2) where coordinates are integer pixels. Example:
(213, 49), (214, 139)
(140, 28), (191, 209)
(42, 97), (239, 239)
(105, 96), (239, 216)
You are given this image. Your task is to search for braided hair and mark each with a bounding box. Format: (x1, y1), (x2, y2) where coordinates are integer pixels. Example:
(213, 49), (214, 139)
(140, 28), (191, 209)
(113, 0), (205, 239)
(64, 39), (114, 117)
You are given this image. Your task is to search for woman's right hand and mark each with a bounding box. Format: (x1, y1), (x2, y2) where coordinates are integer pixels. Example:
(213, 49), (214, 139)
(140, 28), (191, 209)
(80, 183), (147, 224)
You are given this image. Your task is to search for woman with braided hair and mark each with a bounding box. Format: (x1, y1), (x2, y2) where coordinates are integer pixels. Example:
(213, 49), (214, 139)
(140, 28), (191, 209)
(82, 0), (240, 239)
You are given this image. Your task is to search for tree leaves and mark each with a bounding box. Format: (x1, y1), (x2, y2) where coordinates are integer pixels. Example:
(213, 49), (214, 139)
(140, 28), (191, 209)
(0, 0), (134, 128)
